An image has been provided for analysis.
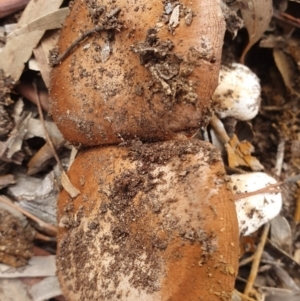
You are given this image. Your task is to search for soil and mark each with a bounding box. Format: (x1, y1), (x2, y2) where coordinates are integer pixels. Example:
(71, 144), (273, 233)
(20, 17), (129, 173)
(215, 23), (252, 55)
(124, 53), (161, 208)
(0, 208), (34, 267)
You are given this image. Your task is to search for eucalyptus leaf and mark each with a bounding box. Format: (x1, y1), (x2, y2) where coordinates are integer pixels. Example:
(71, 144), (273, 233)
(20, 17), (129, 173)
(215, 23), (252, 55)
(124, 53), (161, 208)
(240, 0), (273, 63)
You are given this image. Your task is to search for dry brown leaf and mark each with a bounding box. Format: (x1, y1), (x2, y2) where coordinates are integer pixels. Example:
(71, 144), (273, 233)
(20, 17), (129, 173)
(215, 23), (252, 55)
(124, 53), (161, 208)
(6, 112), (31, 159)
(7, 7), (68, 39)
(240, 0), (273, 63)
(0, 0), (64, 82)
(226, 134), (264, 170)
(61, 171), (80, 199)
(287, 39), (300, 70)
(33, 30), (61, 88)
(15, 82), (49, 112)
(27, 139), (65, 176)
(273, 48), (300, 96)
(0, 174), (15, 189)
(242, 154), (265, 171)
(67, 146), (78, 172)
(26, 118), (64, 142)
(226, 143), (241, 169)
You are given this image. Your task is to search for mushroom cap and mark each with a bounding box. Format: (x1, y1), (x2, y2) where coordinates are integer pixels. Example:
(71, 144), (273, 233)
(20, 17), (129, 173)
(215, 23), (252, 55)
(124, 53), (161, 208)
(212, 63), (261, 120)
(57, 139), (239, 301)
(229, 172), (282, 236)
(50, 0), (225, 146)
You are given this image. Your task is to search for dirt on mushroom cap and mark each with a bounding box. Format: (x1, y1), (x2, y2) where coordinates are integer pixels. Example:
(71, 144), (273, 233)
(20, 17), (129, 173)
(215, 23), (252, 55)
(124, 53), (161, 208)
(50, 0), (225, 146)
(57, 139), (239, 301)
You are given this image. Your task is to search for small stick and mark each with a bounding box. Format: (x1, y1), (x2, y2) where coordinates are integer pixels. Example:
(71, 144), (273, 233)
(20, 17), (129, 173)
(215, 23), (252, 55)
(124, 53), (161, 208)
(53, 26), (107, 65)
(243, 223), (270, 298)
(239, 254), (255, 267)
(52, 7), (121, 66)
(233, 172), (300, 201)
(209, 114), (230, 144)
(34, 231), (56, 242)
(34, 82), (63, 172)
(0, 195), (57, 237)
(233, 182), (283, 201)
(35, 82), (79, 198)
(273, 10), (300, 29)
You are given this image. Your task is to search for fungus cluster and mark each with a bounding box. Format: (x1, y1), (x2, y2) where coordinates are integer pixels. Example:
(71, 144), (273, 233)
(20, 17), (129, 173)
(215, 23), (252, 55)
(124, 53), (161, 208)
(210, 63), (282, 236)
(49, 0), (257, 300)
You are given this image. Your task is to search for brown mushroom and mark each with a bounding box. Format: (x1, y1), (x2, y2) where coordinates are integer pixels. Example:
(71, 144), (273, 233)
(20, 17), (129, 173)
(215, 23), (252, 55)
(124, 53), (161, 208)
(50, 0), (225, 146)
(57, 139), (239, 301)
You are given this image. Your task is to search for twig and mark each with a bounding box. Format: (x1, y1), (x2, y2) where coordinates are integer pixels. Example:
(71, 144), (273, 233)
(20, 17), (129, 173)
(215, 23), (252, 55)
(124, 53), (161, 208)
(34, 82), (79, 198)
(233, 182), (283, 201)
(0, 195), (57, 237)
(34, 232), (56, 242)
(209, 114), (230, 144)
(273, 9), (300, 29)
(34, 82), (63, 172)
(52, 7), (121, 66)
(239, 254), (255, 267)
(53, 26), (107, 65)
(243, 223), (270, 298)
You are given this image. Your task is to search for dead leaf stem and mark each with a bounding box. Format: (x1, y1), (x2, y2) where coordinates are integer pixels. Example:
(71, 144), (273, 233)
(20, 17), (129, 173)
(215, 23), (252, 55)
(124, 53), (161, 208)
(233, 182), (283, 201)
(243, 223), (270, 298)
(52, 7), (121, 66)
(35, 82), (80, 198)
(34, 82), (63, 171)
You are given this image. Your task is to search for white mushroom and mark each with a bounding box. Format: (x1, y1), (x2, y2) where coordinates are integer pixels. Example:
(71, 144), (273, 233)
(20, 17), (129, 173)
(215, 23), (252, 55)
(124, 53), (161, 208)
(212, 63), (261, 120)
(229, 172), (282, 236)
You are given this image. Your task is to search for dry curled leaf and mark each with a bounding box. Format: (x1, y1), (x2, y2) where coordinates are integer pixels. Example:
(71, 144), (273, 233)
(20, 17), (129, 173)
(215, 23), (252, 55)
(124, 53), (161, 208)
(240, 0), (273, 63)
(7, 7), (69, 40)
(0, 0), (64, 82)
(225, 134), (264, 170)
(273, 48), (300, 96)
(61, 171), (79, 199)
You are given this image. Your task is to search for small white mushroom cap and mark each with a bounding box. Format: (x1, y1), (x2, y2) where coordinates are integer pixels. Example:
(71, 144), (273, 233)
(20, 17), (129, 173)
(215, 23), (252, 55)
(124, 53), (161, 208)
(212, 63), (261, 120)
(229, 172), (282, 236)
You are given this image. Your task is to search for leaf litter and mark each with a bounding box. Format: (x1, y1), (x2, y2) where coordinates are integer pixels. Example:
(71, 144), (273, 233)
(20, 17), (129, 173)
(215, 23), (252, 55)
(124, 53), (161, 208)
(0, 0), (300, 301)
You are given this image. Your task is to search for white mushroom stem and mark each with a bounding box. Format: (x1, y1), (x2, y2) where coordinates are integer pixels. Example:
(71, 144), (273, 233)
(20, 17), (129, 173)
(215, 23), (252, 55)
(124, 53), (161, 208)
(210, 114), (230, 144)
(229, 172), (283, 236)
(212, 63), (261, 121)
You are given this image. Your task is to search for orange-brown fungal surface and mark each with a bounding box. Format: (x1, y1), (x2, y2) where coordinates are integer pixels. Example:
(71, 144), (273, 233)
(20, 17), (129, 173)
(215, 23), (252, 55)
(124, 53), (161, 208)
(57, 139), (239, 301)
(50, 0), (225, 146)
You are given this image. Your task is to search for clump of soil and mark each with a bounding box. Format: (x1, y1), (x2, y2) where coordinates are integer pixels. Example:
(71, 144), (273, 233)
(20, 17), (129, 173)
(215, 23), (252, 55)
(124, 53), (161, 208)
(131, 28), (199, 106)
(0, 70), (15, 138)
(0, 208), (34, 267)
